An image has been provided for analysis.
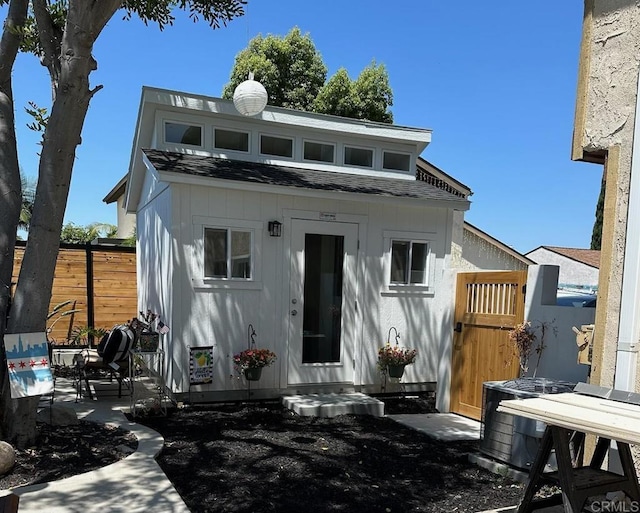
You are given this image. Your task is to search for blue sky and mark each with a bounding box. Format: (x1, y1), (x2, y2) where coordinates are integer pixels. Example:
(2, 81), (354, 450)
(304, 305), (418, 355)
(12, 1), (597, 253)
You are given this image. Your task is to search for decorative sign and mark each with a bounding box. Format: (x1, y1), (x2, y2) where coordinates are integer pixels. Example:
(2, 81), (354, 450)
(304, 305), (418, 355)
(319, 212), (337, 221)
(5, 332), (54, 398)
(189, 346), (214, 385)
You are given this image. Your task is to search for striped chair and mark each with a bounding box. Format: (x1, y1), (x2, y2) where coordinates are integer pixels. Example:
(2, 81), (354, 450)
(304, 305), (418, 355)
(78, 323), (139, 399)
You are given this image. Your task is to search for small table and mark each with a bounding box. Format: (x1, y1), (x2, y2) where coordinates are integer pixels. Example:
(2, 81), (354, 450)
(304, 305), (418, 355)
(498, 392), (640, 512)
(129, 349), (167, 417)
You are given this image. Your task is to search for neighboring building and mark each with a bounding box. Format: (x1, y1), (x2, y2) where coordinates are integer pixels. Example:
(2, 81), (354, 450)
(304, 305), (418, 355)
(525, 246), (599, 292)
(102, 175), (135, 239)
(572, 1), (640, 396)
(123, 86), (470, 407)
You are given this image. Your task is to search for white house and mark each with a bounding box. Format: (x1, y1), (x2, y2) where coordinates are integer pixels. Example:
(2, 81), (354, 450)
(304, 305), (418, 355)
(525, 246), (599, 292)
(123, 86), (470, 406)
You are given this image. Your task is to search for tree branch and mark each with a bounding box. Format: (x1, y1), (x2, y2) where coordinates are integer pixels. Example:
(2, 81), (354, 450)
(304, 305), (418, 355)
(67, 0), (121, 43)
(0, 0), (29, 85)
(32, 0), (62, 94)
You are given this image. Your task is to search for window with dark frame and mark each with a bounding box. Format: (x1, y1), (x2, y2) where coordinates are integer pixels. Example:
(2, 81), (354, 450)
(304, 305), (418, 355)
(204, 228), (252, 279)
(390, 240), (428, 285)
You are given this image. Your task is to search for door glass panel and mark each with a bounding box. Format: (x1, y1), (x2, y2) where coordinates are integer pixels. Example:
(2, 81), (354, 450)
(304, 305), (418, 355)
(302, 234), (344, 363)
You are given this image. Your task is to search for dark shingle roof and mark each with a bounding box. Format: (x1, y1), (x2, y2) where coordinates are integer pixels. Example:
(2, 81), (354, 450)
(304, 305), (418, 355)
(143, 149), (470, 206)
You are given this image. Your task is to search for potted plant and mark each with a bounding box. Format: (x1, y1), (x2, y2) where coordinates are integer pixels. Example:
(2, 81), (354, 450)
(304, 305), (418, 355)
(233, 348), (277, 381)
(377, 327), (417, 378)
(134, 310), (167, 352)
(507, 320), (548, 377)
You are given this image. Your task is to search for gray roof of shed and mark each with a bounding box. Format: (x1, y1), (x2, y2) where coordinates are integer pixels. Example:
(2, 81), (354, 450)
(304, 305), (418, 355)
(143, 149), (470, 207)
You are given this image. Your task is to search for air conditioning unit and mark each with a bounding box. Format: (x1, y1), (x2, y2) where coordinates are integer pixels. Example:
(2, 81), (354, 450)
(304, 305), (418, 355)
(480, 378), (575, 470)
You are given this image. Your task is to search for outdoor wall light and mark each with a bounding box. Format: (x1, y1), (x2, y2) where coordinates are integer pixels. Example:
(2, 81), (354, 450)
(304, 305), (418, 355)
(268, 220), (282, 237)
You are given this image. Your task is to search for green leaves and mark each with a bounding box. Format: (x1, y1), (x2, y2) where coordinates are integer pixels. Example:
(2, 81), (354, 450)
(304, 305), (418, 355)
(60, 222), (118, 244)
(122, 0), (246, 30)
(223, 28), (394, 123)
(25, 101), (49, 132)
(223, 27), (327, 111)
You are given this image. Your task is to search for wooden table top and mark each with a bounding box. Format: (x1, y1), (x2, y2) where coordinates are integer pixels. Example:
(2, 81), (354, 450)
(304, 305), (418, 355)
(497, 393), (640, 445)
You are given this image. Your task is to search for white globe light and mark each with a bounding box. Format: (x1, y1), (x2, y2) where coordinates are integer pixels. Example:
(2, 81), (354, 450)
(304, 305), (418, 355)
(233, 76), (268, 116)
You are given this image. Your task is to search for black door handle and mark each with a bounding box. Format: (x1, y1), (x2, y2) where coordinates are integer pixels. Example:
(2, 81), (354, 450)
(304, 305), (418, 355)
(454, 322), (462, 333)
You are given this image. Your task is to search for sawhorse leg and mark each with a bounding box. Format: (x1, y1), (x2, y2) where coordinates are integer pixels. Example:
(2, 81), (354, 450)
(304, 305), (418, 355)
(517, 426), (560, 513)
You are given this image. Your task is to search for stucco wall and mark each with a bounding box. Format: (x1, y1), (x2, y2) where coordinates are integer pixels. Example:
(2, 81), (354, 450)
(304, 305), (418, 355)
(115, 196), (136, 239)
(523, 266), (593, 384)
(454, 227), (529, 272)
(574, 0), (640, 391)
(526, 248), (598, 289)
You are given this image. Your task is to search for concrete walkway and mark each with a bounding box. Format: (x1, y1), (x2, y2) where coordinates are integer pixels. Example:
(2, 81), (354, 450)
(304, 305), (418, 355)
(387, 412), (481, 441)
(9, 379), (189, 513)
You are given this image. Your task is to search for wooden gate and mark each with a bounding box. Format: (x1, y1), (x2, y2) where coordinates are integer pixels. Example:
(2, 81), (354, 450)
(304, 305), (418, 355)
(450, 271), (527, 420)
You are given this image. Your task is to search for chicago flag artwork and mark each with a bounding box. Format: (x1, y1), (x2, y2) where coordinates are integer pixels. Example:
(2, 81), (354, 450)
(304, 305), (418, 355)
(5, 333), (54, 398)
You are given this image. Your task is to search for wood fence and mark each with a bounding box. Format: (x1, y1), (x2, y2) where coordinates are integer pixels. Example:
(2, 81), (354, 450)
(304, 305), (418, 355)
(11, 242), (137, 344)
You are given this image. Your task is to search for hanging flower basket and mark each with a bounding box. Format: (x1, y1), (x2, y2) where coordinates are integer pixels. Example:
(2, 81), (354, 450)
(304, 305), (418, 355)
(387, 364), (406, 379)
(233, 348), (277, 379)
(377, 327), (417, 378)
(243, 367), (263, 381)
(377, 344), (417, 372)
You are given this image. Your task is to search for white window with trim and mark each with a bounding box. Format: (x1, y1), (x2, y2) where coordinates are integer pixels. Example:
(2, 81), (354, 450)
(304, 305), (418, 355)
(303, 140), (335, 163)
(384, 231), (435, 293)
(344, 145), (374, 168)
(390, 240), (428, 284)
(204, 228), (252, 279)
(214, 128), (249, 152)
(260, 134), (293, 158)
(382, 151), (411, 172)
(164, 121), (203, 147)
(193, 217), (263, 289)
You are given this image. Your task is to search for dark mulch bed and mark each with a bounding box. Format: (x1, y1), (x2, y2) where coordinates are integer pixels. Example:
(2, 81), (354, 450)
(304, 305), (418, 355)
(133, 395), (524, 513)
(0, 421), (138, 489)
(0, 395), (525, 511)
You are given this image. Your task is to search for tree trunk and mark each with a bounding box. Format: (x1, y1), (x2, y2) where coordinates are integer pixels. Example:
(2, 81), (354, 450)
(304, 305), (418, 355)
(0, 0), (31, 446)
(3, 0), (120, 447)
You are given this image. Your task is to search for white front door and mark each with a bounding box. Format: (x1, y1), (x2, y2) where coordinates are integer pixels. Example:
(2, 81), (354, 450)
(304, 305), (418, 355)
(287, 219), (358, 385)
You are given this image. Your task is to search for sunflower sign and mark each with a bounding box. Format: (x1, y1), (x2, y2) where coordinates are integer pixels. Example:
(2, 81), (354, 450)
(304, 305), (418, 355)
(189, 346), (214, 385)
